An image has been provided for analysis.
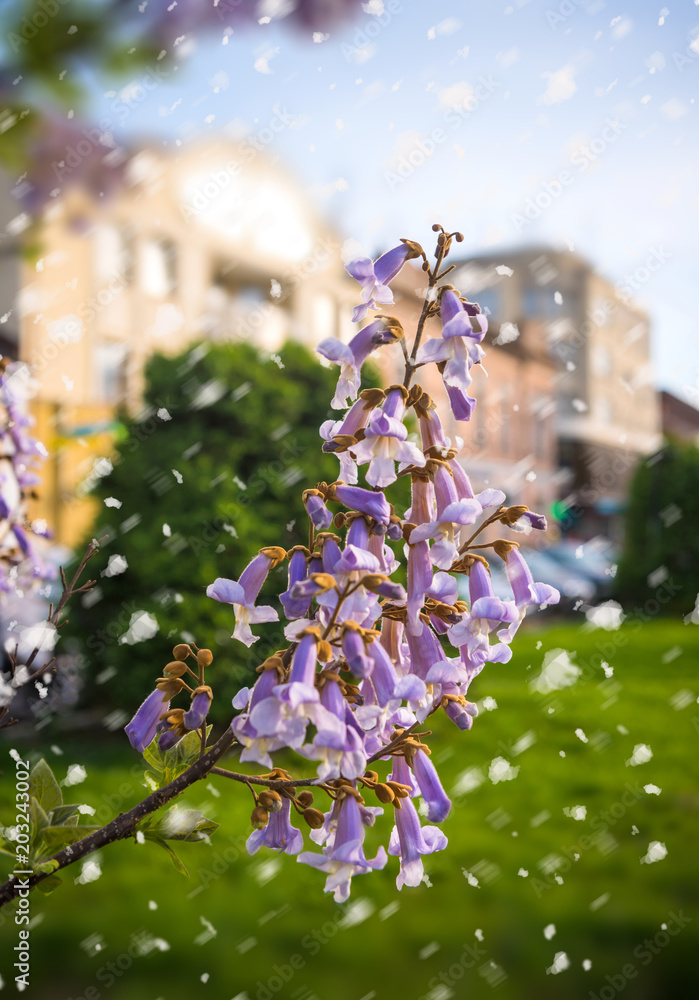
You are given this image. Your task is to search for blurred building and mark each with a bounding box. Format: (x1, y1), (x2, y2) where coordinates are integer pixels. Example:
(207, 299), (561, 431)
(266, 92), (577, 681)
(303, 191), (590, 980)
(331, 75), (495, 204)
(451, 248), (662, 542)
(4, 139), (355, 546)
(660, 390), (699, 445)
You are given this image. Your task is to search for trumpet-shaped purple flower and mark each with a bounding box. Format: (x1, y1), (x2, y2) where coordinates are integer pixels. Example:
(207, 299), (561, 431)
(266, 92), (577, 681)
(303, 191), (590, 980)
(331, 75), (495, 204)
(207, 548), (283, 647)
(330, 482), (392, 525)
(504, 545), (560, 609)
(247, 797), (303, 857)
(280, 546), (312, 620)
(448, 559), (518, 664)
(410, 749), (451, 823)
(303, 491), (333, 531)
(496, 545), (560, 643)
(183, 685), (213, 732)
(346, 243), (414, 323)
(351, 405), (425, 488)
(388, 757), (448, 889)
(298, 791), (387, 902)
(415, 291), (487, 393)
(410, 465), (482, 569)
(124, 686), (171, 752)
(320, 392), (384, 483)
(303, 676), (367, 781)
(318, 318), (402, 409)
(233, 666), (299, 768)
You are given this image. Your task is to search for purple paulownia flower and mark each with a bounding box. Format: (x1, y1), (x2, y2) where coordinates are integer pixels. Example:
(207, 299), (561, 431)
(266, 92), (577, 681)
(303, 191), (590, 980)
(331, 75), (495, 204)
(298, 789), (387, 902)
(496, 543), (560, 643)
(329, 482), (392, 525)
(320, 390), (385, 483)
(156, 709), (188, 752)
(302, 674), (367, 781)
(183, 685), (213, 732)
(388, 757), (448, 889)
(415, 291), (487, 392)
(125, 683), (175, 752)
(303, 490), (333, 531)
(448, 558), (518, 664)
(247, 797), (303, 857)
(233, 661), (299, 768)
(317, 318), (403, 409)
(409, 749), (452, 823)
(345, 243), (418, 323)
(280, 546), (312, 620)
(350, 390), (426, 488)
(206, 546), (285, 647)
(410, 464), (482, 570)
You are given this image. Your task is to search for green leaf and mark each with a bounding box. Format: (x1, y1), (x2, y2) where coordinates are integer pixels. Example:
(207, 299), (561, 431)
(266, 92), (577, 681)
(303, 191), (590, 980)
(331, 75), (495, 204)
(35, 874), (62, 895)
(142, 726), (213, 787)
(29, 759), (62, 813)
(47, 805), (80, 826)
(151, 838), (189, 877)
(28, 797), (49, 852)
(35, 858), (59, 874)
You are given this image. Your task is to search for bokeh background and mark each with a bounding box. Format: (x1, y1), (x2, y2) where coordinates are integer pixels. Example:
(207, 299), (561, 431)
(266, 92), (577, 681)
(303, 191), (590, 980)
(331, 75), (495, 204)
(1, 1), (698, 998)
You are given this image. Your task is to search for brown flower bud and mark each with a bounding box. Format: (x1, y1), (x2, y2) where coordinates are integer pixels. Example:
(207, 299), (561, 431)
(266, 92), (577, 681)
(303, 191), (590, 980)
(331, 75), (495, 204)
(493, 538), (519, 560)
(386, 780), (411, 799)
(196, 648), (213, 669)
(302, 808), (325, 830)
(172, 643), (192, 661)
(251, 806), (269, 829)
(297, 790), (314, 807)
(155, 676), (185, 698)
(374, 783), (396, 804)
(163, 661), (189, 677)
(499, 505), (529, 526)
(309, 573), (337, 594)
(258, 789), (283, 812)
(317, 640), (333, 663)
(259, 546), (287, 569)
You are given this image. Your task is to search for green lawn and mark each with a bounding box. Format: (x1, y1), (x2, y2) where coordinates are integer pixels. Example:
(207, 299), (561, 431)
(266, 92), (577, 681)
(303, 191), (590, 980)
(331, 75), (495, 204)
(1, 619), (698, 1000)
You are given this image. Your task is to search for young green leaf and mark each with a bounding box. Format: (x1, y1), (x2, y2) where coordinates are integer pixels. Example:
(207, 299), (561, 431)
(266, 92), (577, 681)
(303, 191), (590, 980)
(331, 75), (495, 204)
(29, 759), (63, 813)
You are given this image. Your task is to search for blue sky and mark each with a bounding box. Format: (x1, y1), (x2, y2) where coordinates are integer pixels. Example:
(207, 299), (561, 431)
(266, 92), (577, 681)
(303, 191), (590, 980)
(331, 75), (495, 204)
(93, 0), (698, 402)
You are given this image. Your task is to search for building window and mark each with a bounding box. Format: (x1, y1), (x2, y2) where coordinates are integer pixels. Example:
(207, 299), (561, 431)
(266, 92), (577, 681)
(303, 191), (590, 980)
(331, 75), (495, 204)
(312, 293), (336, 342)
(595, 394), (613, 424)
(142, 237), (177, 297)
(473, 288), (498, 317)
(523, 286), (559, 318)
(500, 386), (511, 455)
(592, 343), (612, 378)
(94, 224), (134, 285)
(95, 341), (129, 402)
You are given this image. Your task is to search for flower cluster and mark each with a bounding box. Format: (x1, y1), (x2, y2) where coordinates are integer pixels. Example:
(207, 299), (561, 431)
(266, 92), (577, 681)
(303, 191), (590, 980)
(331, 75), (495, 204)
(125, 644), (214, 753)
(125, 226), (560, 900)
(0, 359), (53, 594)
